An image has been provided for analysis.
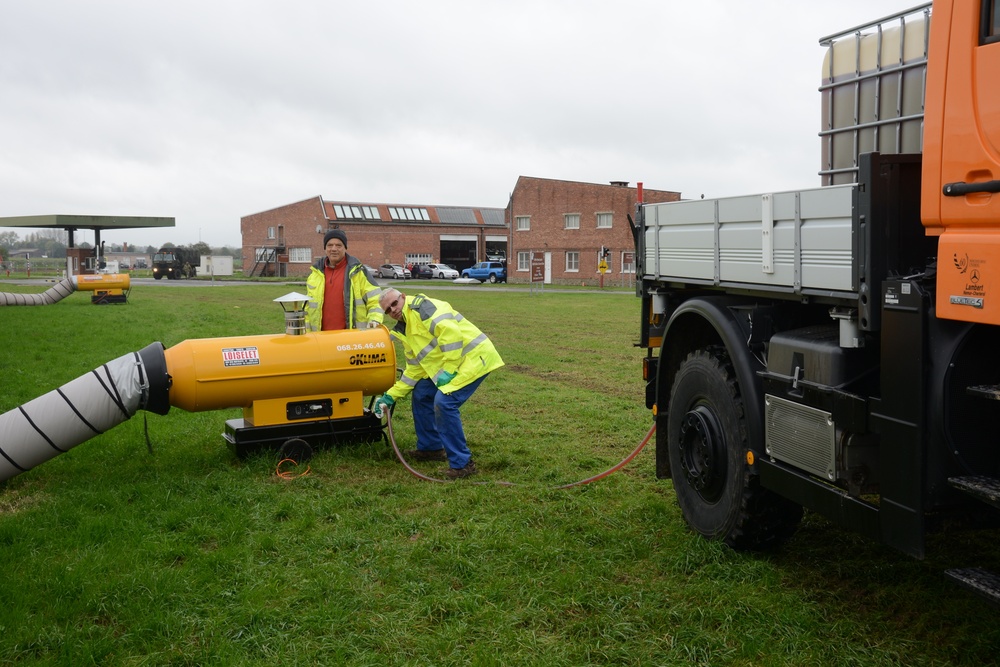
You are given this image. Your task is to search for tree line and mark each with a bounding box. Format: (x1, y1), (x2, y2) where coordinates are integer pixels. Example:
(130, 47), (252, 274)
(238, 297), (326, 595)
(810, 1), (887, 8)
(0, 230), (242, 262)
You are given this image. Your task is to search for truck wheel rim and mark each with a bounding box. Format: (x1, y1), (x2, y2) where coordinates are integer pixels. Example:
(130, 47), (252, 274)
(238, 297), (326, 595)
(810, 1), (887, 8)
(678, 406), (726, 501)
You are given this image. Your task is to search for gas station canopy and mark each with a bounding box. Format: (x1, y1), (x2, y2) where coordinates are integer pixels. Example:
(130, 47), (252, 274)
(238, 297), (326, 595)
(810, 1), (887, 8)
(0, 214), (176, 275)
(0, 214), (174, 238)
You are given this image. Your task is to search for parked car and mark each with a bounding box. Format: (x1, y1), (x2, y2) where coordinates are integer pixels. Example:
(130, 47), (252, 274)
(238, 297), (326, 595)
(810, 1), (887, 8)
(363, 264), (380, 279)
(425, 263), (459, 279)
(377, 264), (410, 279)
(411, 264), (434, 279)
(461, 261), (507, 283)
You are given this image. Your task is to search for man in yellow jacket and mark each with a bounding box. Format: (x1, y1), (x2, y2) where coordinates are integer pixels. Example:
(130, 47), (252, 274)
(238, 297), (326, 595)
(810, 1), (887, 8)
(373, 288), (504, 478)
(305, 229), (383, 331)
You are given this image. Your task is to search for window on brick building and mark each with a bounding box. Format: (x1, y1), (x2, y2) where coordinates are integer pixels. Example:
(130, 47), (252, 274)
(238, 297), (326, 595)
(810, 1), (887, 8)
(267, 227), (275, 240)
(334, 204), (365, 219)
(405, 253), (432, 265)
(564, 213), (580, 230)
(388, 207), (430, 221)
(289, 247), (312, 263)
(335, 204), (381, 220)
(597, 212), (613, 228)
(566, 251), (580, 272)
(517, 251), (530, 271)
(516, 216), (530, 231)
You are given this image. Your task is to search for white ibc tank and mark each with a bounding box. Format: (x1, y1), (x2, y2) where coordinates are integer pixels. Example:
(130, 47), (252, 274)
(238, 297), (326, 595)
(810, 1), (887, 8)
(819, 6), (931, 185)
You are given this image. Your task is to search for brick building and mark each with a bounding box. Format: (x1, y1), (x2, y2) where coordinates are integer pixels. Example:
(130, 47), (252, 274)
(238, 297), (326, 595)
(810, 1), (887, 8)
(240, 178), (681, 282)
(240, 196), (507, 277)
(508, 177), (680, 284)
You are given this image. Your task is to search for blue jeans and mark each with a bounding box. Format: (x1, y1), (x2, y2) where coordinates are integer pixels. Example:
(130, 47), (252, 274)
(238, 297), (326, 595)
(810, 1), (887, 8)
(411, 375), (487, 469)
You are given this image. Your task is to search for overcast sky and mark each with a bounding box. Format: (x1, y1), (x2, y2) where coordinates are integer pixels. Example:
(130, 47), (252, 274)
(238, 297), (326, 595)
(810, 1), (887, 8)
(0, 0), (920, 249)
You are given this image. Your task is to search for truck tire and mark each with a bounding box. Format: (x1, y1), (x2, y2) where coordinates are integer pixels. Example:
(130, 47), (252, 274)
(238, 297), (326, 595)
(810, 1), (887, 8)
(488, 274), (497, 283)
(666, 347), (801, 550)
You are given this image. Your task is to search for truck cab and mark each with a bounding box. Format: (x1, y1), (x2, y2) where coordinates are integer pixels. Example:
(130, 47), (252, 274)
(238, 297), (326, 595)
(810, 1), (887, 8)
(922, 2), (1000, 324)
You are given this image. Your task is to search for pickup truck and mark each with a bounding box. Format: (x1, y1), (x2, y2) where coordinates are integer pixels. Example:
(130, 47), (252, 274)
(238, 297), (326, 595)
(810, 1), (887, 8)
(461, 261), (506, 283)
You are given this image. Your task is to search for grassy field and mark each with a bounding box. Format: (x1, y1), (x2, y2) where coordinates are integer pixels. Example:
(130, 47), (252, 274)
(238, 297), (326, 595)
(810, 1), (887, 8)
(0, 280), (998, 666)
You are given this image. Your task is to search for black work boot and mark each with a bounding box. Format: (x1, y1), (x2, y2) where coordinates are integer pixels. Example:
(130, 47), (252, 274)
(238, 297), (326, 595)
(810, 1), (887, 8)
(443, 460), (478, 479)
(407, 449), (447, 462)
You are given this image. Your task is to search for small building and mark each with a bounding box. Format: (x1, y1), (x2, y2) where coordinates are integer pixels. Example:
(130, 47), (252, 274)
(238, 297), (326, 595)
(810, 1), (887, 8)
(198, 255), (234, 276)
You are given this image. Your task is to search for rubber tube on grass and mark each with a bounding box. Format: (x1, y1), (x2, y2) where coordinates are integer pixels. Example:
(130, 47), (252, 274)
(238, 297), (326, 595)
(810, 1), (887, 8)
(384, 409), (656, 488)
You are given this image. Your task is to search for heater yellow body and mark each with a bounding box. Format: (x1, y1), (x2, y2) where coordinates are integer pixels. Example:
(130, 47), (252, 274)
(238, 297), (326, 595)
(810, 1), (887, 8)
(163, 327), (396, 426)
(0, 319), (397, 480)
(73, 273), (131, 291)
(72, 273), (131, 304)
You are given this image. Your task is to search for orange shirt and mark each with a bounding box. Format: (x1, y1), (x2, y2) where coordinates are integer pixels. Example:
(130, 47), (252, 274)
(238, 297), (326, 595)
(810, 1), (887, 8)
(321, 259), (347, 330)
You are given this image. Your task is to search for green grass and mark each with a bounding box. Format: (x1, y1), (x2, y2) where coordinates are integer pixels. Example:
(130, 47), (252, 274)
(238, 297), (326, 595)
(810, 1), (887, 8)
(0, 282), (998, 665)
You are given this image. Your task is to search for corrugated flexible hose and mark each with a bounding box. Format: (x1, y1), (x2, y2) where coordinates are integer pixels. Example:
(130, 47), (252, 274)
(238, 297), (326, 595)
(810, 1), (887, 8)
(0, 343), (166, 483)
(0, 278), (76, 306)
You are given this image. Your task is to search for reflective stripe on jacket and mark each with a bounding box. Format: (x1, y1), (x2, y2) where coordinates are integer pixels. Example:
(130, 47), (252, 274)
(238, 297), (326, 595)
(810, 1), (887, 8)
(305, 255), (384, 331)
(386, 294), (503, 398)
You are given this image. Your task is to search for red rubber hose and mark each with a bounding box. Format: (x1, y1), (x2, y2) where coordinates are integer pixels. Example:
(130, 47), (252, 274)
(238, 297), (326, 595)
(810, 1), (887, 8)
(385, 409), (656, 488)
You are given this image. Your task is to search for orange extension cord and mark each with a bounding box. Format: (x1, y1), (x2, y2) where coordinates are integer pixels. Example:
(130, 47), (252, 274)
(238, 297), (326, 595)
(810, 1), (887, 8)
(275, 458), (311, 480)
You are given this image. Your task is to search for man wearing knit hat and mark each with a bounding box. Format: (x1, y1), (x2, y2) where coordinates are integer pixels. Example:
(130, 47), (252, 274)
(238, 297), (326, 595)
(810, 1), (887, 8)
(305, 229), (384, 331)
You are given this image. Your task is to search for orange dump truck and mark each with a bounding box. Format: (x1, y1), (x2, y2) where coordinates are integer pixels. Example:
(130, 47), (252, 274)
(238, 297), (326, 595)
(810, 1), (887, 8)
(636, 2), (1000, 604)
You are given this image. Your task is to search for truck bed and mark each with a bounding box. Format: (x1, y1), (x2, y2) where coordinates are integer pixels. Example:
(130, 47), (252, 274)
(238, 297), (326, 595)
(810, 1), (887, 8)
(641, 183), (858, 296)
(639, 153), (933, 335)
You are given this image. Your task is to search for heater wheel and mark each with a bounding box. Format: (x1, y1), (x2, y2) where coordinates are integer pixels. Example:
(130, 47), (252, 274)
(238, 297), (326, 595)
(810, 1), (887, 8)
(279, 438), (314, 463)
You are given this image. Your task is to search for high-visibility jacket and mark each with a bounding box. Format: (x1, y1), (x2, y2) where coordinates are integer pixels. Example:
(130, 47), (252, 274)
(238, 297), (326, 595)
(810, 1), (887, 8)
(305, 255), (384, 331)
(386, 294), (504, 398)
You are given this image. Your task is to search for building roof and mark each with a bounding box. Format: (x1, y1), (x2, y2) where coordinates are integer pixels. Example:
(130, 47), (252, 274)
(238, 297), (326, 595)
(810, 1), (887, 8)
(513, 175), (681, 197)
(322, 197), (505, 226)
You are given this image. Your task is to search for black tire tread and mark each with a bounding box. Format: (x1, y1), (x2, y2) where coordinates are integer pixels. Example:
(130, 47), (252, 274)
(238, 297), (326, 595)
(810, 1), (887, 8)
(669, 347), (802, 551)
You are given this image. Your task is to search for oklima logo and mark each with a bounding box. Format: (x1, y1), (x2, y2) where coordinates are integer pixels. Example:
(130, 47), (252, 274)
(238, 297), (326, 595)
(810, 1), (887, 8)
(350, 352), (387, 366)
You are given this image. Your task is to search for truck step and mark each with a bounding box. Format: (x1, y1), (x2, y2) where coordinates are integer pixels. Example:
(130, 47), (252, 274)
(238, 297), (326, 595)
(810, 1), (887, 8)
(966, 384), (1000, 400)
(948, 476), (1000, 510)
(945, 568), (1000, 607)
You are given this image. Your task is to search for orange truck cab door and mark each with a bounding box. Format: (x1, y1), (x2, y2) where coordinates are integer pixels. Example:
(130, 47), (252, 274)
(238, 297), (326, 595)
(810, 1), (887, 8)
(923, 0), (1000, 323)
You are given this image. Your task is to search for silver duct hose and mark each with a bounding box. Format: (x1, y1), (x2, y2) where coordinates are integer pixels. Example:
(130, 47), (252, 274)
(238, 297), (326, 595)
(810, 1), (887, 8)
(0, 277), (76, 306)
(0, 343), (168, 482)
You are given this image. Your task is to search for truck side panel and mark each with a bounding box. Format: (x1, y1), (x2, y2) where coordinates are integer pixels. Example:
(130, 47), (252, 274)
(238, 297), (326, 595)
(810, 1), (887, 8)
(643, 185), (856, 294)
